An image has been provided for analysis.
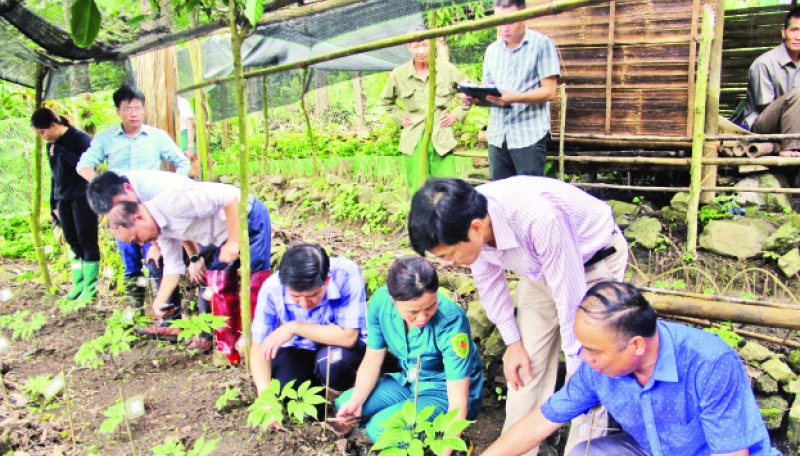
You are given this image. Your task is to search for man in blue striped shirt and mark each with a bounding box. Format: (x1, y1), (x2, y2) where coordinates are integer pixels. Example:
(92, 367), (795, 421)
(466, 0), (560, 180)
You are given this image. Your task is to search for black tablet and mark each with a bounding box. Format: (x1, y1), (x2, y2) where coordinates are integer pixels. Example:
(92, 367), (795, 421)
(457, 84), (501, 102)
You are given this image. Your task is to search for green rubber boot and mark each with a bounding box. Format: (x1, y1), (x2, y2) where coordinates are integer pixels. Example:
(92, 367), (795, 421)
(64, 260), (85, 300)
(77, 261), (100, 302)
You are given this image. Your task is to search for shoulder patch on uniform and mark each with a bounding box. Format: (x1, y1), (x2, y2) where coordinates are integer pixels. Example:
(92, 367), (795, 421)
(452, 333), (469, 359)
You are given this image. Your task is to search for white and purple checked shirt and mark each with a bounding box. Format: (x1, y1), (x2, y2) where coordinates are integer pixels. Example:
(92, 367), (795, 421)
(483, 28), (560, 149)
(144, 182), (239, 276)
(251, 257), (368, 350)
(472, 177), (615, 373)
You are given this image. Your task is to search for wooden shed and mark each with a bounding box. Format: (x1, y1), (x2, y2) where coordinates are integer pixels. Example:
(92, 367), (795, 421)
(529, 0), (712, 142)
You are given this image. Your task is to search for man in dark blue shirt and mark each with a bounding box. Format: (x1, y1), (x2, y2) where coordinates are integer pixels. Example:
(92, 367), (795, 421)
(481, 281), (778, 456)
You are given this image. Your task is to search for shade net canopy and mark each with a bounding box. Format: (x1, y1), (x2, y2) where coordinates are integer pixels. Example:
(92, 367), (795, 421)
(1, 0), (488, 114)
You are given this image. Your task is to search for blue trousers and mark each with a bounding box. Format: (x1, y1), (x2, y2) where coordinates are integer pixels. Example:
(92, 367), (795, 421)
(207, 198), (271, 272)
(115, 239), (181, 319)
(336, 376), (480, 443)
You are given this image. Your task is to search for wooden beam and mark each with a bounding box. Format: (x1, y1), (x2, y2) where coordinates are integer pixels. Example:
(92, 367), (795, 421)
(645, 293), (800, 330)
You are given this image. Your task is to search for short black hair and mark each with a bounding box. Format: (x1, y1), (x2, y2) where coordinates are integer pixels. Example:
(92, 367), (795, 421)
(494, 0), (525, 9)
(786, 7), (800, 30)
(30, 107), (70, 129)
(278, 243), (330, 292)
(407, 178), (488, 255)
(579, 282), (657, 348)
(386, 256), (439, 302)
(86, 171), (130, 215)
(113, 85), (145, 109)
(107, 200), (141, 229)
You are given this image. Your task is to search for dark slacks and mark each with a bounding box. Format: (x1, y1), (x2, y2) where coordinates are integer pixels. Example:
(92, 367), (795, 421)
(488, 133), (549, 181)
(272, 340), (366, 392)
(57, 196), (100, 262)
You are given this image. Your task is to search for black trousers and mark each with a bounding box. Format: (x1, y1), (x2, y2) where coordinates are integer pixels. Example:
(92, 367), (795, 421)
(58, 196), (100, 262)
(272, 340), (367, 392)
(488, 133), (549, 181)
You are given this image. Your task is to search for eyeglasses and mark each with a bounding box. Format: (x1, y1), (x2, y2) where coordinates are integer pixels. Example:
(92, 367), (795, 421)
(120, 106), (144, 114)
(425, 246), (458, 266)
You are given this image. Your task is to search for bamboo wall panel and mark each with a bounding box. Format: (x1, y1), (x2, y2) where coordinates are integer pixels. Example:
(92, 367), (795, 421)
(527, 0), (704, 137)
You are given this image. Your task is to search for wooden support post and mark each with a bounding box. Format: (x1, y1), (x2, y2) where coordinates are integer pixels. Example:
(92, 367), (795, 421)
(686, 4), (714, 254)
(700, 0), (725, 204)
(354, 71), (366, 137)
(603, 0), (615, 135)
(31, 64), (51, 288)
(229, 0), (253, 367)
(558, 84), (566, 181)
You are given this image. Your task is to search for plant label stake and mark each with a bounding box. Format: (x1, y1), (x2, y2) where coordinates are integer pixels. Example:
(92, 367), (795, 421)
(136, 277), (148, 288)
(125, 395), (146, 420)
(0, 288), (13, 302)
(0, 335), (10, 353)
(44, 372), (65, 400)
(202, 286), (214, 301)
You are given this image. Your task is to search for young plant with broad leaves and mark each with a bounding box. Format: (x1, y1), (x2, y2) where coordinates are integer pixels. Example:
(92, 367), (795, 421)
(74, 309), (141, 369)
(98, 398), (126, 434)
(247, 378), (327, 429)
(372, 401), (471, 456)
(0, 310), (48, 340)
(151, 435), (219, 456)
(168, 313), (229, 345)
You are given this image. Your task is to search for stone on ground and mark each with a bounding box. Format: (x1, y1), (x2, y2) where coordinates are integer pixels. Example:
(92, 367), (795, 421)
(670, 192), (690, 212)
(466, 301), (494, 341)
(759, 395), (788, 430)
(623, 217), (662, 250)
(762, 222), (800, 255)
(761, 357), (797, 384)
(738, 342), (774, 363)
(483, 329), (505, 359)
(785, 378), (800, 396)
(788, 396), (800, 446)
(607, 200), (638, 228)
(789, 350), (800, 372)
(699, 219), (776, 259)
(735, 173), (791, 211)
(326, 174), (349, 186)
(779, 249), (800, 277)
(753, 374), (779, 394)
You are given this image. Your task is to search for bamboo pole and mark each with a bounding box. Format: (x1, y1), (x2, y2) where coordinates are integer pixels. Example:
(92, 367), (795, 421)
(671, 316), (800, 350)
(189, 39), (209, 181)
(603, 0), (615, 135)
(545, 155), (800, 166)
(178, 0), (607, 93)
(262, 75), (269, 158)
(640, 287), (800, 310)
(31, 64), (51, 288)
(558, 84), (566, 181)
(644, 293), (800, 330)
(300, 68), (319, 175)
(229, 0), (253, 368)
(686, 4), (715, 254)
(709, 133), (800, 141)
(571, 182), (800, 194)
(700, 0), (725, 205)
(419, 14), (437, 188)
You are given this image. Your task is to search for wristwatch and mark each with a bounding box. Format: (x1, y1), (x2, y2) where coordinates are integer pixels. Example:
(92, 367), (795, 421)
(189, 254), (201, 263)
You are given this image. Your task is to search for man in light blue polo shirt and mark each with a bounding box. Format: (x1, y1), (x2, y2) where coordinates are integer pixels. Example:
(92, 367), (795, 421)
(77, 85), (190, 309)
(481, 282), (779, 456)
(464, 0), (559, 181)
(250, 243), (367, 415)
